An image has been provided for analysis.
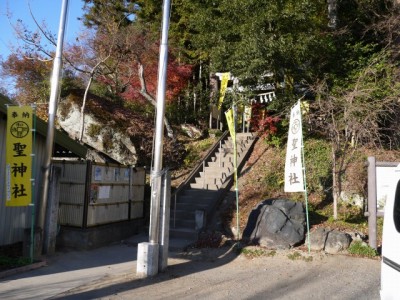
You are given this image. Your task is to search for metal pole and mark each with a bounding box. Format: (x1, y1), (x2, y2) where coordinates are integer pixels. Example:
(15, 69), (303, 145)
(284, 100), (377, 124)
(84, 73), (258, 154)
(148, 0), (171, 245)
(38, 0), (69, 244)
(219, 141), (222, 167)
(367, 156), (377, 250)
(233, 104), (240, 241)
(159, 170), (171, 271)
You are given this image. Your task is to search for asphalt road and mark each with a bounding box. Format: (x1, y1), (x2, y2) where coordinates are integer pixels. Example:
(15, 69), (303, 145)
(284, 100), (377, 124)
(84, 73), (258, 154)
(0, 236), (381, 300)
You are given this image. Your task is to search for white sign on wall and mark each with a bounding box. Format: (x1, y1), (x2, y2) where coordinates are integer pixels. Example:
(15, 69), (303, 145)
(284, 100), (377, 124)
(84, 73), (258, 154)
(376, 164), (400, 211)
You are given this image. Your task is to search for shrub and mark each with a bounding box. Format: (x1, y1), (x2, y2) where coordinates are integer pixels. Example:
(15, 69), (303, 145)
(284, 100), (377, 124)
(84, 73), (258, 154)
(348, 241), (378, 258)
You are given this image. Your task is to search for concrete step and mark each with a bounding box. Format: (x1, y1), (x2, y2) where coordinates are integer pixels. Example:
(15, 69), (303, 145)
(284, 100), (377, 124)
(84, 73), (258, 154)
(199, 170), (228, 179)
(194, 176), (224, 186)
(216, 148), (246, 159)
(218, 146), (245, 155)
(169, 131), (257, 250)
(202, 164), (233, 173)
(228, 132), (255, 140)
(169, 237), (196, 251)
(174, 195), (215, 205)
(181, 189), (217, 197)
(207, 161), (234, 170)
(170, 218), (195, 229)
(190, 182), (220, 190)
(175, 202), (210, 211)
(170, 227), (198, 239)
(210, 155), (233, 164)
(172, 209), (195, 220)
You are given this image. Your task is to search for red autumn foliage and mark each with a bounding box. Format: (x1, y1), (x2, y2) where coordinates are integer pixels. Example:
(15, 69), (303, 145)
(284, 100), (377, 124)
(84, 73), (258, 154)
(120, 56), (193, 104)
(250, 103), (280, 138)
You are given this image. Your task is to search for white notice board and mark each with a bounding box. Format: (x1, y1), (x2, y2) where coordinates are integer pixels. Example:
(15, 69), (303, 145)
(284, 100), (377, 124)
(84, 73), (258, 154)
(376, 164), (400, 212)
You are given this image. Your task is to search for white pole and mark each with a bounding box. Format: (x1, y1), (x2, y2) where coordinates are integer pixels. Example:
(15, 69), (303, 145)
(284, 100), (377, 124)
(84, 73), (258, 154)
(38, 0), (69, 250)
(148, 0), (171, 245)
(137, 0), (171, 277)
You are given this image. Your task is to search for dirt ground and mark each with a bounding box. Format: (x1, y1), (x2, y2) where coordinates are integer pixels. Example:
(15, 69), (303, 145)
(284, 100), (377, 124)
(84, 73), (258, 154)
(54, 245), (381, 300)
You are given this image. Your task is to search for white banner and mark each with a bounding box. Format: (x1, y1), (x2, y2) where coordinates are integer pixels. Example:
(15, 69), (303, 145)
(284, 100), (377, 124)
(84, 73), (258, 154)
(284, 101), (305, 192)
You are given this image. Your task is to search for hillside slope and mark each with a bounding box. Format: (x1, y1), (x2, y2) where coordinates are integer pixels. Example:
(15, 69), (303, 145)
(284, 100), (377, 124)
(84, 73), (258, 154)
(200, 136), (400, 246)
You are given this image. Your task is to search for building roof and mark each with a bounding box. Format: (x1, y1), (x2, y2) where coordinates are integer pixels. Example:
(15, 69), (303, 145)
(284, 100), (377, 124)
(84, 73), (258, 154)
(0, 94), (88, 158)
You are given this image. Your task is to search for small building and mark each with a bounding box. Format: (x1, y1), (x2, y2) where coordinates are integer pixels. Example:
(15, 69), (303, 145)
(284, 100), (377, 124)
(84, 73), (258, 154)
(0, 94), (145, 251)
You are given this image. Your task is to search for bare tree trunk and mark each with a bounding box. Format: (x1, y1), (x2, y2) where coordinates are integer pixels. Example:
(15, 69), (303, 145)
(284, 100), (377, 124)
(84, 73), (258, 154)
(332, 146), (339, 220)
(78, 59), (108, 142)
(79, 76), (93, 142)
(138, 63), (174, 139)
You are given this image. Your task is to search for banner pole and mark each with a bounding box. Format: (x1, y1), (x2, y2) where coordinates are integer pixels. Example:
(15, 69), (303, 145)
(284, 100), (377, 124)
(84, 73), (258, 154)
(225, 105), (240, 244)
(30, 104), (37, 263)
(299, 103), (311, 254)
(284, 98), (310, 253)
(233, 104), (240, 242)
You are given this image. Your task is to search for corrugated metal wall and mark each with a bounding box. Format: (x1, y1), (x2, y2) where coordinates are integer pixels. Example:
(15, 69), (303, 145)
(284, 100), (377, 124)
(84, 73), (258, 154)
(1, 118), (145, 246)
(54, 161), (145, 227)
(55, 161), (87, 227)
(0, 120), (46, 246)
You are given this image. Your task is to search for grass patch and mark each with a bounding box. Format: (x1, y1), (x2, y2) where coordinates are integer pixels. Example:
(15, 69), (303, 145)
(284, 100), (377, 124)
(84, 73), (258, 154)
(287, 251), (313, 262)
(0, 255), (31, 271)
(240, 247), (276, 258)
(348, 241), (378, 258)
(183, 136), (217, 167)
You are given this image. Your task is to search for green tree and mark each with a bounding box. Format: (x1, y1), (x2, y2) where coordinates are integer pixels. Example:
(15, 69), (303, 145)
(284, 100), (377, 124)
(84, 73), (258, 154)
(308, 0), (400, 219)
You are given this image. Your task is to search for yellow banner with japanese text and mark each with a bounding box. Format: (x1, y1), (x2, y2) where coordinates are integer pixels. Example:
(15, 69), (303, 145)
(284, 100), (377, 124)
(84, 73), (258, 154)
(218, 72), (230, 110)
(225, 108), (236, 143)
(6, 106), (33, 206)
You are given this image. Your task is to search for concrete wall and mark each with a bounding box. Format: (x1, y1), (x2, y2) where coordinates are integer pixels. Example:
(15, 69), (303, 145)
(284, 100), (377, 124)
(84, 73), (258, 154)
(56, 219), (144, 250)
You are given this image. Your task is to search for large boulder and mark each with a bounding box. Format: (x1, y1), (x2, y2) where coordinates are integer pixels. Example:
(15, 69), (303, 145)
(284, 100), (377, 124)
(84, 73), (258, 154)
(57, 99), (138, 165)
(243, 198), (306, 249)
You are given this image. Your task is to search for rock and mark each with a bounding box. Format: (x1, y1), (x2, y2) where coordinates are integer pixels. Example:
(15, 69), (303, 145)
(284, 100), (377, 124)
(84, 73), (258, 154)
(309, 227), (329, 251)
(325, 230), (352, 254)
(243, 198), (305, 250)
(181, 124), (202, 139)
(309, 228), (353, 254)
(340, 191), (364, 208)
(348, 231), (366, 243)
(57, 100), (137, 165)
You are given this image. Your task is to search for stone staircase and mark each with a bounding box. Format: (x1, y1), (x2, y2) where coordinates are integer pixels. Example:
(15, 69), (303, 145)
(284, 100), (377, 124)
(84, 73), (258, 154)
(169, 132), (257, 249)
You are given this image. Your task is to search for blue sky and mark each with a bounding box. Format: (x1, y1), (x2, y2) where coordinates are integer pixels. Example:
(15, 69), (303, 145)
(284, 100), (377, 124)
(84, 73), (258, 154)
(0, 0), (84, 59)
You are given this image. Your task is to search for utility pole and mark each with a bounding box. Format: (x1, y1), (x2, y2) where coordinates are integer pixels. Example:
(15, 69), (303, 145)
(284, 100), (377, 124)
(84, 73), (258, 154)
(38, 0), (69, 253)
(137, 0), (171, 277)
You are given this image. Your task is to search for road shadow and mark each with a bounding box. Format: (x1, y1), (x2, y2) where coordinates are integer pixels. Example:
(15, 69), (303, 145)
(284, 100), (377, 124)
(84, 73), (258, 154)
(51, 242), (240, 299)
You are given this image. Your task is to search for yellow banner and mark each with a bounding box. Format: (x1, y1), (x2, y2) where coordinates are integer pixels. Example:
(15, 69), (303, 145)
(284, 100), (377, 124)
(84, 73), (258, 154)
(218, 72), (230, 110)
(6, 106), (33, 206)
(225, 108), (236, 143)
(225, 108), (237, 184)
